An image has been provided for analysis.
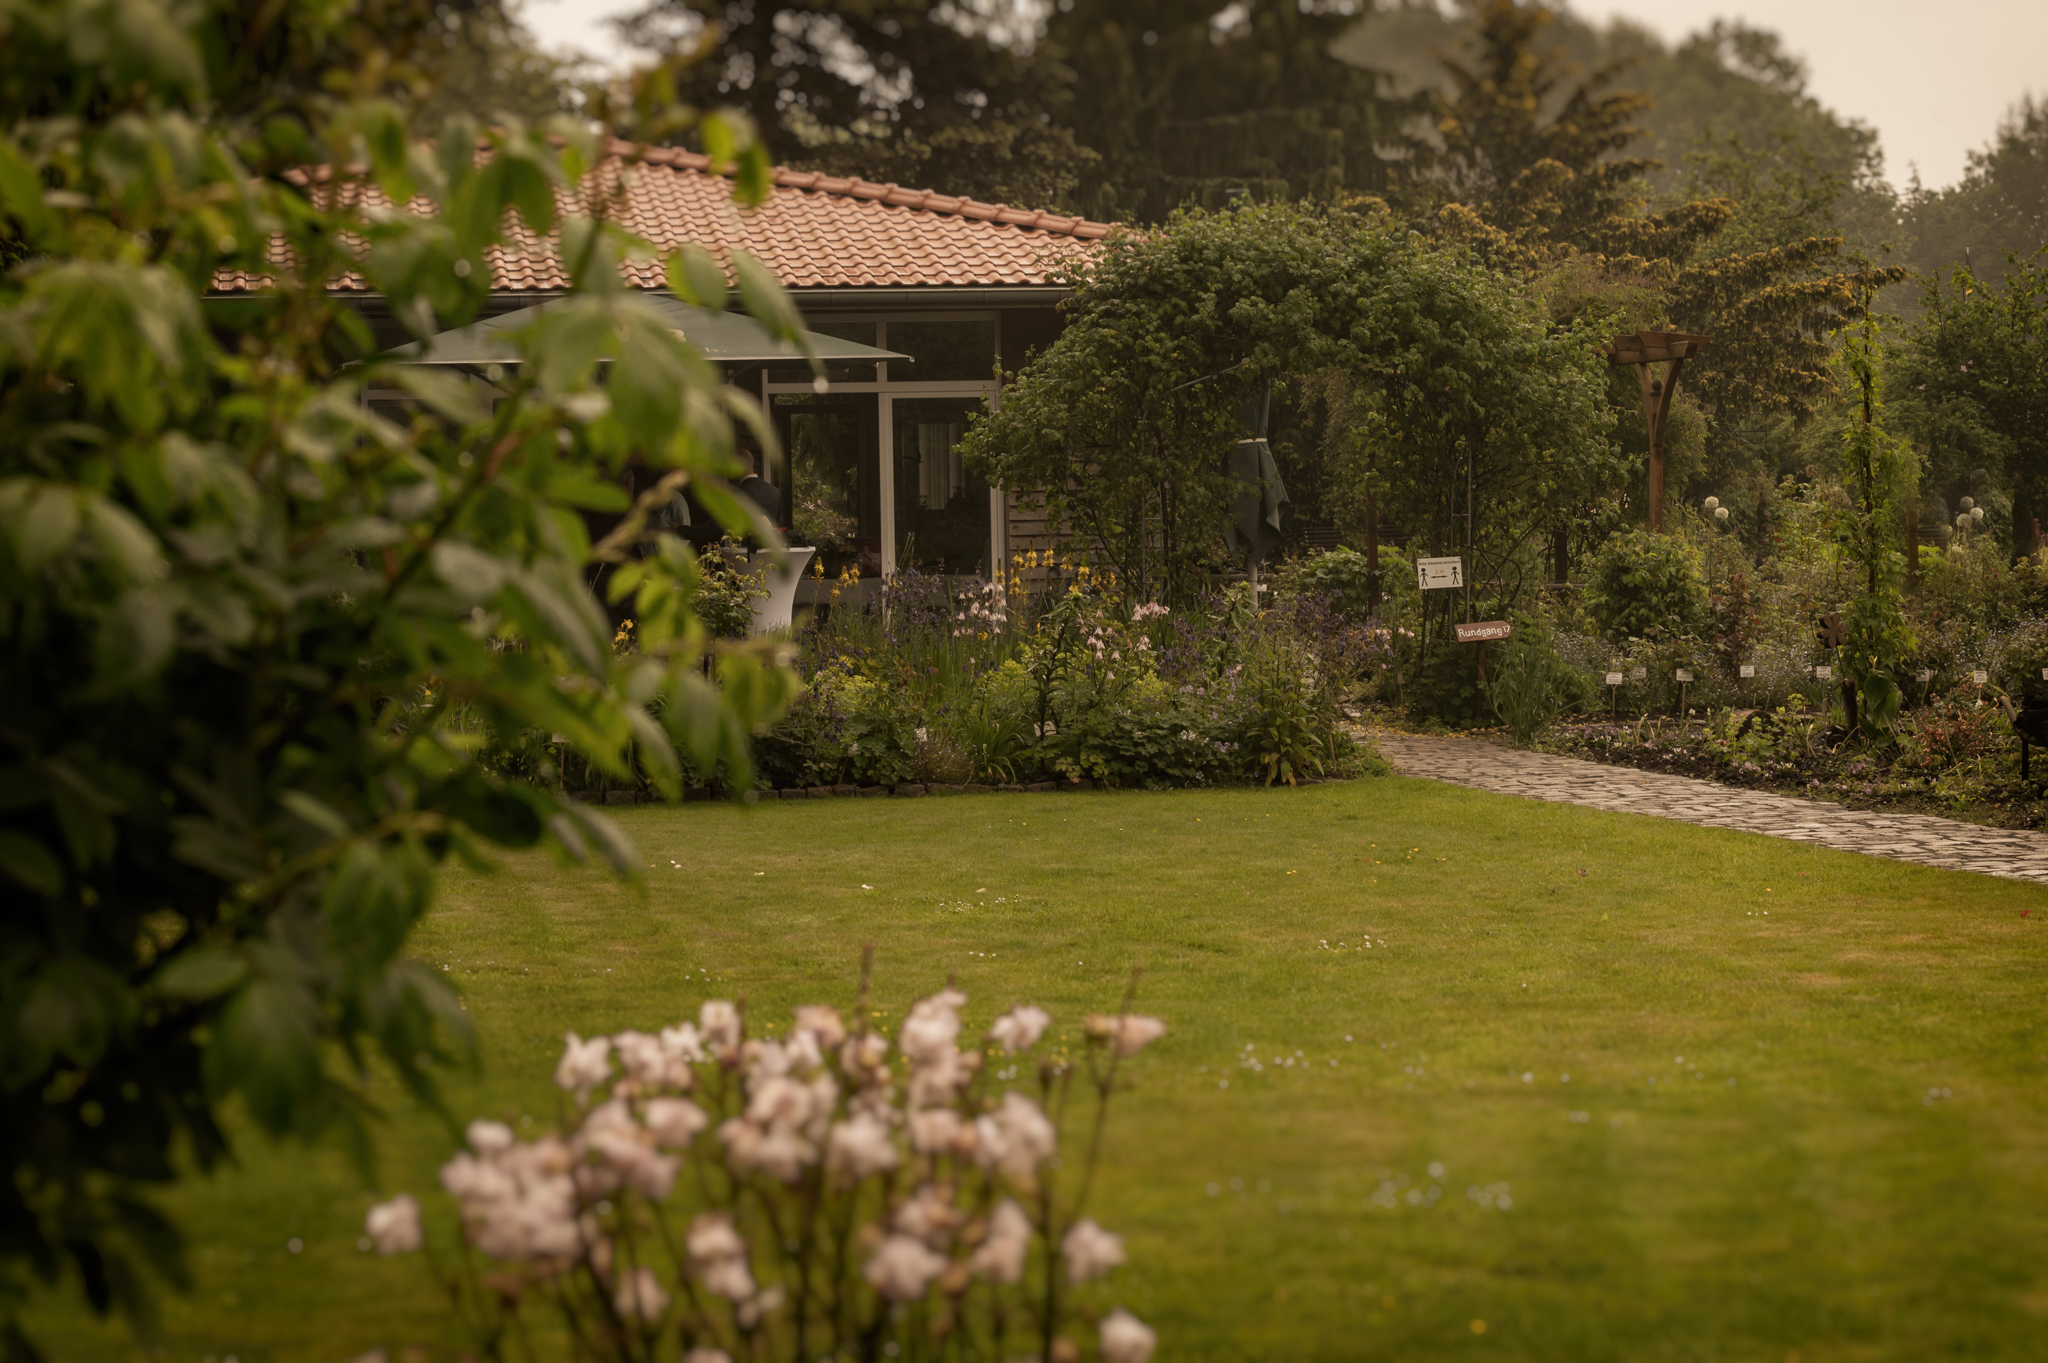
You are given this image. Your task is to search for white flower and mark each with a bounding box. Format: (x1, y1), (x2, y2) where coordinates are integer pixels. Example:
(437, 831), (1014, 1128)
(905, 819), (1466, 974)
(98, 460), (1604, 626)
(986, 1005), (1052, 1054)
(1061, 1218), (1126, 1283)
(1099, 1307), (1158, 1363)
(659, 1022), (707, 1067)
(793, 1005), (847, 1049)
(907, 1047), (972, 1108)
(785, 1028), (826, 1073)
(841, 1031), (891, 1078)
(893, 1183), (963, 1248)
(685, 1212), (746, 1263)
(1086, 1014), (1167, 1058)
(643, 1097), (709, 1148)
(554, 1032), (611, 1098)
(899, 989), (967, 1062)
(578, 1101), (680, 1200)
(908, 1107), (962, 1154)
(613, 1267), (670, 1322)
(613, 1029), (682, 1088)
(700, 1000), (742, 1054)
(754, 1125), (818, 1181)
(864, 1233), (949, 1302)
(365, 1194), (422, 1255)
(744, 1075), (814, 1129)
(744, 1038), (794, 1082)
(974, 1092), (1057, 1183)
(969, 1199), (1032, 1284)
(702, 1254), (756, 1302)
(686, 1212), (756, 1302)
(720, 1117), (816, 1182)
(826, 1113), (899, 1178)
(466, 1119), (515, 1155)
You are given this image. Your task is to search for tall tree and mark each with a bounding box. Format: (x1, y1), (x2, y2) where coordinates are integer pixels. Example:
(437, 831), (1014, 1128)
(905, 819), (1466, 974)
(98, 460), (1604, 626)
(1429, 0), (1655, 259)
(1891, 248), (2048, 553)
(610, 0), (1097, 209)
(410, 2), (582, 128)
(1045, 0), (1427, 224)
(1426, 0), (1903, 531)
(1902, 96), (2048, 286)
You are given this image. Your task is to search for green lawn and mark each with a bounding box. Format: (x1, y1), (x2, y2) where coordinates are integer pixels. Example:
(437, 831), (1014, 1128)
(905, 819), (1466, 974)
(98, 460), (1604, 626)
(24, 777), (2048, 1361)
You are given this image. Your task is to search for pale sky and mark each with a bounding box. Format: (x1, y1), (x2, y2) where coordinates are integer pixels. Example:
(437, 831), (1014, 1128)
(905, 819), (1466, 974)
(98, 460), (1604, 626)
(1571, 0), (2045, 190)
(516, 0), (2044, 192)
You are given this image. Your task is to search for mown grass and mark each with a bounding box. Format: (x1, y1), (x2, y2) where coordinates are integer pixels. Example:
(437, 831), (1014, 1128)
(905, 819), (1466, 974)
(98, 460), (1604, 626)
(23, 777), (2048, 1361)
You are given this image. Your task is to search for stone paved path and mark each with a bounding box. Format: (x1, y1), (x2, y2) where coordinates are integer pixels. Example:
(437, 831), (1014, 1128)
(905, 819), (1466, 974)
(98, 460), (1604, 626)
(1375, 731), (2048, 886)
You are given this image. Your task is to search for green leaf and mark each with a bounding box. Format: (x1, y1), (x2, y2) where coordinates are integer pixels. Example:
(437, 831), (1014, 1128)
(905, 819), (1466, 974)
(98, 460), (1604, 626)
(14, 483), (81, 572)
(388, 366), (485, 425)
(0, 140), (53, 240)
(431, 541), (511, 603)
(0, 830), (63, 896)
(278, 790), (351, 839)
(668, 244), (728, 310)
(444, 777), (545, 847)
(153, 946), (250, 1002)
(731, 249), (804, 344)
(83, 496), (166, 583)
(560, 802), (639, 880)
(204, 976), (321, 1134)
(18, 954), (135, 1068)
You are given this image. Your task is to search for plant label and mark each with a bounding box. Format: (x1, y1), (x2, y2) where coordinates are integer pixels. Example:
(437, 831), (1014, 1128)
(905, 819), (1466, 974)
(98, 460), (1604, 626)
(1919, 669), (1934, 683)
(1739, 665), (1756, 678)
(1675, 669), (1694, 683)
(1454, 620), (1511, 642)
(1416, 556), (1463, 590)
(1815, 666), (1834, 680)
(1605, 672), (1623, 686)
(1973, 670), (1989, 684)
(1630, 667), (1647, 681)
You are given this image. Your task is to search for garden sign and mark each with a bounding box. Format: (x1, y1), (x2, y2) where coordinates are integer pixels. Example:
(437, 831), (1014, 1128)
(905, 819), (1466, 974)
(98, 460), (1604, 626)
(1416, 556), (1463, 590)
(1454, 620), (1511, 722)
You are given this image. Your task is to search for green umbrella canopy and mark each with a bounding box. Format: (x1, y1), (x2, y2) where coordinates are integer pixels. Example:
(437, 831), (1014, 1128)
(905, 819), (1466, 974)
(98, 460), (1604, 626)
(381, 293), (910, 367)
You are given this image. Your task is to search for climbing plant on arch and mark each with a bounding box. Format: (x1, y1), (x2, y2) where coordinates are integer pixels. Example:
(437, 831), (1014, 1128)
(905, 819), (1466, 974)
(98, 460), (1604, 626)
(965, 202), (1620, 614)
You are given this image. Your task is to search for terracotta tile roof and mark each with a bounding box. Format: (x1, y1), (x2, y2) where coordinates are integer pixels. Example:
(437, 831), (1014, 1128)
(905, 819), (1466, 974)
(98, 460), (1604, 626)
(211, 140), (1111, 295)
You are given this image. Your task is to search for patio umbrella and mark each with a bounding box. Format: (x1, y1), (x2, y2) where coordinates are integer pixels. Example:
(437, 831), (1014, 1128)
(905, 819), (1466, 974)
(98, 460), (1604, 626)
(381, 293), (909, 367)
(1226, 384), (1289, 569)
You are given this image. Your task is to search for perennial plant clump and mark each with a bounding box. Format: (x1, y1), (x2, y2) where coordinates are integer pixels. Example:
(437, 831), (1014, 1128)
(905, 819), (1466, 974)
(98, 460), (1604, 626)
(366, 971), (1164, 1362)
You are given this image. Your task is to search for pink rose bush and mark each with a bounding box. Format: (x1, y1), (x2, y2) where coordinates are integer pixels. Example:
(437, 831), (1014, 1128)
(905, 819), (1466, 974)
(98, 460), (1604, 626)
(366, 974), (1165, 1361)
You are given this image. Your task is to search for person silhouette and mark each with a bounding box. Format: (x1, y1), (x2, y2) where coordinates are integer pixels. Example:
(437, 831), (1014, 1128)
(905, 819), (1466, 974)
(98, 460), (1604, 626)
(736, 447), (783, 532)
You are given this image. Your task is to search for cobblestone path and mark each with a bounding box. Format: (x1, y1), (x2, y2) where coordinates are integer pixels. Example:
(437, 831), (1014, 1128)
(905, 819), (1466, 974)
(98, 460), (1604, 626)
(1375, 731), (2048, 886)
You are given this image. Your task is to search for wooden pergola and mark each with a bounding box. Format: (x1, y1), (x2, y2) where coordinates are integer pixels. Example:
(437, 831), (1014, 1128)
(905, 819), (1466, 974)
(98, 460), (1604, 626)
(1607, 330), (1709, 531)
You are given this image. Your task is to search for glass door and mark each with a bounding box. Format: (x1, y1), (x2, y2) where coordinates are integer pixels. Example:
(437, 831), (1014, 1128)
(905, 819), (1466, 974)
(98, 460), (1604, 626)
(773, 392), (881, 579)
(889, 396), (991, 577)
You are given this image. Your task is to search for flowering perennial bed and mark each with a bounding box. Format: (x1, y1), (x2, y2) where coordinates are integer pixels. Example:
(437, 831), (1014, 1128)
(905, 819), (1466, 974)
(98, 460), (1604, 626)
(364, 975), (1165, 1362)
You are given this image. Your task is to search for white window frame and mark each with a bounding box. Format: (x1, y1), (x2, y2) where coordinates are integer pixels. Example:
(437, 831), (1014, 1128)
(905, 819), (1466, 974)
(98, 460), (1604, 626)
(762, 313), (1003, 579)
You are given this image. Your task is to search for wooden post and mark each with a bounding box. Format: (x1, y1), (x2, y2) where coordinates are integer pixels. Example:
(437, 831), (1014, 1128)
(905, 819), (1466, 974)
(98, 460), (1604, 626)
(1472, 639), (1488, 722)
(1364, 481), (1380, 616)
(1906, 503), (1920, 597)
(1607, 332), (1709, 534)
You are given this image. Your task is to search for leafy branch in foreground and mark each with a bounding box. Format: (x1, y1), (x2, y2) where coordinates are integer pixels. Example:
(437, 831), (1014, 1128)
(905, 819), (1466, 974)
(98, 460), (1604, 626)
(0, 0), (802, 1342)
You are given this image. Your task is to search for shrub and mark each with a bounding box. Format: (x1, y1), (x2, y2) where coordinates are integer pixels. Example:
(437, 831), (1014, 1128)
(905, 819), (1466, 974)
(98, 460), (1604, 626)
(0, 3), (800, 1338)
(1584, 529), (1709, 641)
(1275, 547), (1377, 617)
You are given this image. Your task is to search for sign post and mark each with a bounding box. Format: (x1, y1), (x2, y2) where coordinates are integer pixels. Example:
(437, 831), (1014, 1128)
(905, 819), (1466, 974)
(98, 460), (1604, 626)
(1415, 557), (1463, 591)
(1455, 619), (1513, 722)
